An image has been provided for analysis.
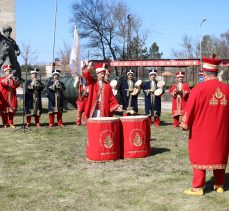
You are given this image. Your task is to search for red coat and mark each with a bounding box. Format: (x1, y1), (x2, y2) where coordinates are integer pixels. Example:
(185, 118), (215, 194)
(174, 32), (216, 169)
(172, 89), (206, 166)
(180, 77), (229, 170)
(76, 84), (88, 112)
(169, 82), (190, 116)
(83, 70), (119, 118)
(0, 76), (20, 113)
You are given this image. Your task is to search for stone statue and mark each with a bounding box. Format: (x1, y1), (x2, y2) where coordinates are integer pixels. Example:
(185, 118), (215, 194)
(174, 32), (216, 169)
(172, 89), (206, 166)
(0, 25), (21, 80)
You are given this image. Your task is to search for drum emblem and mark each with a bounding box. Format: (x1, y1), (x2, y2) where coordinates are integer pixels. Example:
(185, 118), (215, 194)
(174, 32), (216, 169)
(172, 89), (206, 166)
(134, 133), (142, 146)
(100, 130), (114, 148)
(129, 129), (145, 146)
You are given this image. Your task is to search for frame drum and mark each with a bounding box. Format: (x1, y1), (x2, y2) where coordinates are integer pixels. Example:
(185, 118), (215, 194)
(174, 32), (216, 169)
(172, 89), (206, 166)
(154, 88), (163, 96)
(157, 80), (165, 88)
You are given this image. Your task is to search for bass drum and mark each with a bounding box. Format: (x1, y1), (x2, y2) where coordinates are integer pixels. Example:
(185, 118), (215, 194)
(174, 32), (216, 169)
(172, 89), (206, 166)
(154, 88), (163, 96)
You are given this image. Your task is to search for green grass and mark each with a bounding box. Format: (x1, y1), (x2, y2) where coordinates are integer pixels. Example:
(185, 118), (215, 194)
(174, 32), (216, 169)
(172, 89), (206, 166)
(0, 106), (228, 211)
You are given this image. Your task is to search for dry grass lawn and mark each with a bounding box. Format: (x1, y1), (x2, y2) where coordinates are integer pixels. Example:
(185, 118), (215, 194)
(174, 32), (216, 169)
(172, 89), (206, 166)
(0, 105), (228, 210)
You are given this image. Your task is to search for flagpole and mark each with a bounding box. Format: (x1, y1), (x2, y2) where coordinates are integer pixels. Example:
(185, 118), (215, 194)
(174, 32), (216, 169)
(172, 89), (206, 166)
(69, 24), (81, 77)
(74, 25), (77, 75)
(52, 0), (58, 71)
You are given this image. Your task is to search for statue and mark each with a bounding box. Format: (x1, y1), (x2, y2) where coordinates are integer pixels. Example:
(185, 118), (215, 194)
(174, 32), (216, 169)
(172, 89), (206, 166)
(0, 25), (22, 80)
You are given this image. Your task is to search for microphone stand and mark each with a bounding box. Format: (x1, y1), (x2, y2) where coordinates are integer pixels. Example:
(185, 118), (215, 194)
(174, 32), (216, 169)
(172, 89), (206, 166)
(16, 73), (32, 132)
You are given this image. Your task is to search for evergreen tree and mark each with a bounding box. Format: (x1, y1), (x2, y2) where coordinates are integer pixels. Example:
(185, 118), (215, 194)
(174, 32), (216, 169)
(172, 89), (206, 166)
(148, 42), (163, 59)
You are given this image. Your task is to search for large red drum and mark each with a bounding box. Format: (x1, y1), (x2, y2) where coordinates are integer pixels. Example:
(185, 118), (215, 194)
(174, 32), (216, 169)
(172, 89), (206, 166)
(120, 115), (151, 159)
(86, 117), (121, 161)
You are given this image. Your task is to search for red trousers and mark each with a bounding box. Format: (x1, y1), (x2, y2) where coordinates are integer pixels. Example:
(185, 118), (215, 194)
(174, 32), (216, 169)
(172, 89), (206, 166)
(26, 115), (40, 125)
(1, 112), (15, 125)
(49, 112), (63, 126)
(154, 116), (160, 127)
(192, 168), (225, 188)
(173, 116), (180, 127)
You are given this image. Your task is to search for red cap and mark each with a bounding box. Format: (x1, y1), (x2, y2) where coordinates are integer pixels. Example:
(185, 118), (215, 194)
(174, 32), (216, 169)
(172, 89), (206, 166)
(2, 65), (13, 72)
(94, 63), (106, 74)
(201, 55), (222, 72)
(176, 72), (185, 78)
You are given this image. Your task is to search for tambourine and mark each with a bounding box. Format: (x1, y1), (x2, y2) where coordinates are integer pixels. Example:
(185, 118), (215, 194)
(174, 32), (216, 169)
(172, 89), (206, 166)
(157, 80), (165, 88)
(110, 80), (117, 88)
(110, 80), (118, 96)
(131, 80), (142, 96)
(154, 88), (163, 96)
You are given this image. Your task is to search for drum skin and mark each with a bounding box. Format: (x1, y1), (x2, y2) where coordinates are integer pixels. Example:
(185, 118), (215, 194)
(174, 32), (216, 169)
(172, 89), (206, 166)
(157, 80), (165, 88)
(120, 116), (151, 158)
(154, 88), (163, 96)
(86, 117), (121, 161)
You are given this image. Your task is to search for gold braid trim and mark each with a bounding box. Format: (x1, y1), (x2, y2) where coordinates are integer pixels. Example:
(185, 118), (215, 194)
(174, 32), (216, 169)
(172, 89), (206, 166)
(180, 122), (188, 130)
(192, 164), (227, 170)
(110, 104), (120, 113)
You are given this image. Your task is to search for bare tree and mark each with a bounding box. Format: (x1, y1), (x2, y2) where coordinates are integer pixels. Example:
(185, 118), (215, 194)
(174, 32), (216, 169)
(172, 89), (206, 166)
(218, 31), (229, 58)
(20, 42), (37, 72)
(70, 0), (143, 61)
(58, 41), (71, 72)
(171, 34), (198, 59)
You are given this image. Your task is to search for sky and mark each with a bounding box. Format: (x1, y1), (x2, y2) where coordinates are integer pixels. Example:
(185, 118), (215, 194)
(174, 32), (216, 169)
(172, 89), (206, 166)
(16, 0), (229, 65)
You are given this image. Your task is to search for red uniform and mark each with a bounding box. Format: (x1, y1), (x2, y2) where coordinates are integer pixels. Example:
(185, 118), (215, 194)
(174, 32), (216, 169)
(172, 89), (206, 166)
(170, 80), (190, 127)
(0, 76), (20, 126)
(76, 83), (88, 125)
(83, 69), (119, 118)
(180, 76), (229, 189)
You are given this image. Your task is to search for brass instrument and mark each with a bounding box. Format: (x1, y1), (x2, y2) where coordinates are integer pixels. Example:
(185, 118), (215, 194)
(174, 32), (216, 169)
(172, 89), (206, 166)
(32, 85), (39, 113)
(2, 70), (16, 83)
(54, 80), (62, 89)
(54, 80), (61, 112)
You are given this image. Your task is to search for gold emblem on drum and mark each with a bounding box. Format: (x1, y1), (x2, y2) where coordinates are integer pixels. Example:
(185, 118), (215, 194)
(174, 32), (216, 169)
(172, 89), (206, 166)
(134, 133), (143, 146)
(104, 135), (113, 148)
(100, 130), (114, 149)
(129, 129), (145, 147)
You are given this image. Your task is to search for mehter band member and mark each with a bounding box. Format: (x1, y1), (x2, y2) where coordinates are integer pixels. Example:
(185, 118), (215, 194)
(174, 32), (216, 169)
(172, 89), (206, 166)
(83, 63), (121, 118)
(75, 76), (88, 126)
(119, 70), (139, 115)
(46, 69), (66, 127)
(169, 72), (190, 127)
(180, 55), (229, 196)
(25, 68), (44, 128)
(143, 69), (164, 127)
(0, 65), (20, 128)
